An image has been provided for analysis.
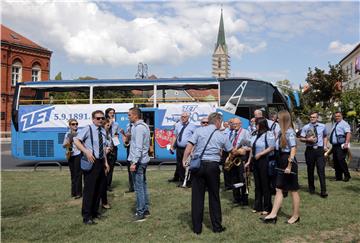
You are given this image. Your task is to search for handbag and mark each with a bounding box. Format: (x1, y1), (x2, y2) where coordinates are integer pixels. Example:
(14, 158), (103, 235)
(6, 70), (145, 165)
(81, 125), (95, 171)
(189, 129), (218, 172)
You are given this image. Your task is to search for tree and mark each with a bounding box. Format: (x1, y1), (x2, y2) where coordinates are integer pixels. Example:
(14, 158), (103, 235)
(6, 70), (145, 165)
(54, 72), (62, 80)
(301, 63), (346, 122)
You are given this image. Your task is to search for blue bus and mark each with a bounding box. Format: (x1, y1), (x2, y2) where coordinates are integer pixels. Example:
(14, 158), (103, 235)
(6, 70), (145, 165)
(11, 77), (289, 162)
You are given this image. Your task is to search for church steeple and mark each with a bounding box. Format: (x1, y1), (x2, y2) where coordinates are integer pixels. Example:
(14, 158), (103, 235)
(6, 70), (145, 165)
(212, 9), (230, 78)
(215, 9), (226, 52)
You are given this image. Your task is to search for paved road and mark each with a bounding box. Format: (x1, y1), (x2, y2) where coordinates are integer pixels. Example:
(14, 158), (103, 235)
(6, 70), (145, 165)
(1, 142), (360, 170)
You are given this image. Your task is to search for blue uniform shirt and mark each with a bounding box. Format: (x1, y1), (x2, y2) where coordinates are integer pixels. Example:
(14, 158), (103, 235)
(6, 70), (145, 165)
(109, 121), (120, 137)
(188, 124), (233, 162)
(300, 122), (327, 147)
(268, 120), (281, 138)
(277, 128), (297, 152)
(251, 131), (275, 155)
(127, 120), (150, 164)
(74, 123), (108, 159)
(232, 128), (251, 148)
(330, 120), (351, 144)
(63, 130), (81, 156)
(175, 122), (196, 148)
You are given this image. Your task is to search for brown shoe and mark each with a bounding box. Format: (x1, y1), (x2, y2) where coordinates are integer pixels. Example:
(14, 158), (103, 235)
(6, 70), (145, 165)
(102, 204), (111, 209)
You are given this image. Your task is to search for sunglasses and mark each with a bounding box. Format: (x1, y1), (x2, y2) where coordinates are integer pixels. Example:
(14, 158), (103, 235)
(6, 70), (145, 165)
(95, 117), (105, 120)
(201, 121), (208, 124)
(70, 123), (78, 126)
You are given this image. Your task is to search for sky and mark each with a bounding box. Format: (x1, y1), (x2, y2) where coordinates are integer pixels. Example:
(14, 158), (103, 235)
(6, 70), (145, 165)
(2, 0), (359, 87)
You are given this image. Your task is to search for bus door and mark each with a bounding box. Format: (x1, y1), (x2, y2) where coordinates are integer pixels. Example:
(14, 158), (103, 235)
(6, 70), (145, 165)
(115, 109), (155, 160)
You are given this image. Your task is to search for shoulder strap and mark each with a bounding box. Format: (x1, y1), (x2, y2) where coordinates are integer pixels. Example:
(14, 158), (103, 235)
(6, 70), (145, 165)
(88, 125), (95, 157)
(265, 132), (268, 149)
(200, 129), (218, 159)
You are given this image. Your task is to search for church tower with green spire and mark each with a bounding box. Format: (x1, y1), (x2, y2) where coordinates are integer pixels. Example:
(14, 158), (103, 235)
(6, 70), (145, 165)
(212, 9), (230, 78)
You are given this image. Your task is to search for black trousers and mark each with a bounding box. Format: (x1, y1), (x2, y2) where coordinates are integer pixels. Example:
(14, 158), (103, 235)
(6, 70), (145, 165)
(107, 147), (118, 188)
(305, 147), (326, 193)
(221, 152), (232, 189)
(253, 156), (272, 212)
(231, 162), (248, 204)
(192, 162), (223, 234)
(332, 145), (350, 180)
(176, 147), (186, 181)
(68, 154), (82, 197)
(82, 159), (106, 220)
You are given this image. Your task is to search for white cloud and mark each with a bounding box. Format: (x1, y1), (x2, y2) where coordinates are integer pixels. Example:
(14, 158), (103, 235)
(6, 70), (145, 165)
(328, 41), (358, 54)
(2, 1), (261, 67)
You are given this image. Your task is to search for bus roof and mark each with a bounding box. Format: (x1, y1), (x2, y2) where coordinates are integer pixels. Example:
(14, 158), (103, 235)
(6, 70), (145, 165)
(18, 77), (272, 88)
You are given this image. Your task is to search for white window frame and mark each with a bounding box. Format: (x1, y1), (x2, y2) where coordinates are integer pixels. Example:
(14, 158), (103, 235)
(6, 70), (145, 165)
(32, 64), (41, 82)
(11, 62), (22, 86)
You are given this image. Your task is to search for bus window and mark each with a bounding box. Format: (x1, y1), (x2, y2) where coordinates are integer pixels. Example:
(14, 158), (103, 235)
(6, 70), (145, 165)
(156, 84), (218, 103)
(93, 86), (154, 106)
(18, 87), (90, 105)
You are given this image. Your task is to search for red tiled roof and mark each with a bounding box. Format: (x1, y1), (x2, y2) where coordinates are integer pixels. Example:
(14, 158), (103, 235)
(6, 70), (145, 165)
(1, 24), (48, 50)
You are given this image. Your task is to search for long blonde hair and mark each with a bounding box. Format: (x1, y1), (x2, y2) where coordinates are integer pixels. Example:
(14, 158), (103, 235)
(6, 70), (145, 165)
(278, 110), (292, 148)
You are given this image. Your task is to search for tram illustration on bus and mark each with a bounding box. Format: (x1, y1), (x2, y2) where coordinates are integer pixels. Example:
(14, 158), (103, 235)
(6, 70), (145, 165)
(11, 77), (289, 162)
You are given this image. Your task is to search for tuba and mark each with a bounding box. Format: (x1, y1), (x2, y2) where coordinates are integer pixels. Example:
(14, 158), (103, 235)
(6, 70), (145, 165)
(224, 153), (242, 171)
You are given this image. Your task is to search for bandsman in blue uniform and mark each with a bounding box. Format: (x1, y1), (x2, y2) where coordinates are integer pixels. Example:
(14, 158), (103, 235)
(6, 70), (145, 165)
(330, 111), (352, 181)
(263, 110), (300, 224)
(169, 112), (196, 186)
(228, 118), (251, 206)
(104, 108), (120, 191)
(183, 112), (233, 234)
(74, 110), (110, 225)
(300, 111), (328, 198)
(63, 118), (82, 199)
(247, 117), (275, 215)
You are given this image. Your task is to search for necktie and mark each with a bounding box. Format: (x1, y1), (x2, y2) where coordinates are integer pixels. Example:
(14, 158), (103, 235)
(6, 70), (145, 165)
(178, 123), (188, 142)
(313, 125), (318, 145)
(330, 122), (339, 143)
(232, 130), (238, 146)
(98, 127), (104, 159)
(229, 130), (233, 140)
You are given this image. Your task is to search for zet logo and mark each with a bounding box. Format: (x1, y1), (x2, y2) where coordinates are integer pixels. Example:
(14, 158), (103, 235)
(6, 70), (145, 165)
(20, 106), (55, 131)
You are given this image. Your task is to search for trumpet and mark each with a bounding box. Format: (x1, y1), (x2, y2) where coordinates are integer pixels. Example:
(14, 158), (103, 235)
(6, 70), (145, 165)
(324, 146), (352, 168)
(182, 155), (191, 188)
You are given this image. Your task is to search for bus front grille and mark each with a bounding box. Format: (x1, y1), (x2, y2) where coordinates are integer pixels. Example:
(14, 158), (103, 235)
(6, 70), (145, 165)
(24, 140), (54, 157)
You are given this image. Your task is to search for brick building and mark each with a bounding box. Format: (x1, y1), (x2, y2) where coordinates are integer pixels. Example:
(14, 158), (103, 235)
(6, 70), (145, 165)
(1, 24), (52, 133)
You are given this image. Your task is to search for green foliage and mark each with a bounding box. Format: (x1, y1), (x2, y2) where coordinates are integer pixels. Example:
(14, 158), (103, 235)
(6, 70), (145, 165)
(299, 63), (347, 123)
(2, 170), (360, 242)
(54, 72), (62, 80)
(340, 88), (360, 121)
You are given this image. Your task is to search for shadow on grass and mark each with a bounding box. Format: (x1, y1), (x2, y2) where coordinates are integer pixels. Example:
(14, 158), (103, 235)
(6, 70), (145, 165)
(343, 185), (360, 193)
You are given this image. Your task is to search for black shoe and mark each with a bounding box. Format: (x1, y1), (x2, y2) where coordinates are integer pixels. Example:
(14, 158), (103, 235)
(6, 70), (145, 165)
(287, 217), (300, 224)
(343, 177), (350, 182)
(168, 178), (178, 183)
(320, 192), (328, 198)
(261, 217), (277, 224)
(83, 219), (97, 225)
(214, 226), (226, 233)
(144, 210), (151, 217)
(134, 213), (146, 222)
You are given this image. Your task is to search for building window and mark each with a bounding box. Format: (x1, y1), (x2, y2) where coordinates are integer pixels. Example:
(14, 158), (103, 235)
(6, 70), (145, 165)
(218, 59), (221, 68)
(0, 112), (5, 120)
(11, 61), (22, 86)
(32, 64), (41, 81)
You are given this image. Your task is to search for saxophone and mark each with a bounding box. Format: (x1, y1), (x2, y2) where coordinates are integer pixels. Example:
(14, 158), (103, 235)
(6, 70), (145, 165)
(65, 130), (77, 160)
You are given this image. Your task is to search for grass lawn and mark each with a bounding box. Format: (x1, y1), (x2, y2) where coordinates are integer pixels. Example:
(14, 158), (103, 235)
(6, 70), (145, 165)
(2, 167), (360, 242)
